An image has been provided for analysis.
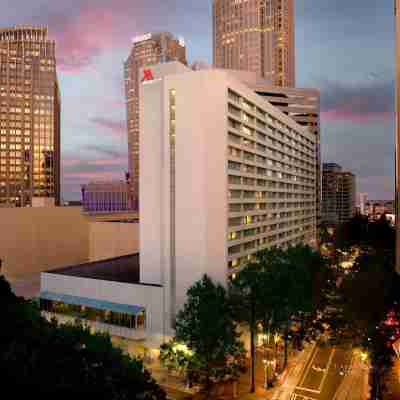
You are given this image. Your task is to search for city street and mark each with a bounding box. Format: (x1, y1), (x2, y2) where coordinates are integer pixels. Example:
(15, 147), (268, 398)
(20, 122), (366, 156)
(290, 345), (352, 400)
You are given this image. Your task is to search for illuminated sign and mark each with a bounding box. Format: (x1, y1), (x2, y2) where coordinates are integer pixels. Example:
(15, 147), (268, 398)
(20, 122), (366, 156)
(142, 69), (154, 82)
(132, 33), (152, 44)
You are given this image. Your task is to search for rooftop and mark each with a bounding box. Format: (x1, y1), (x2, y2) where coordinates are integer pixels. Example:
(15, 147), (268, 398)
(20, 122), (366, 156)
(45, 254), (153, 285)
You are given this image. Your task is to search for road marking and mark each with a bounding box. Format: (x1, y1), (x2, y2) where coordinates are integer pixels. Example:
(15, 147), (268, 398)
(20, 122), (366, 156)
(295, 386), (321, 394)
(295, 347), (336, 395)
(318, 347), (336, 392)
(298, 344), (319, 387)
(291, 393), (317, 400)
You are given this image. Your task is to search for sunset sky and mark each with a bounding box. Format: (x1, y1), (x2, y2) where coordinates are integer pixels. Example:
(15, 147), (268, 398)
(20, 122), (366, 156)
(1, 0), (395, 200)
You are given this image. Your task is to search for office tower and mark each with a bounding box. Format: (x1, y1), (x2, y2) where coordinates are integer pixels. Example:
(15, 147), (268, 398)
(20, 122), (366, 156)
(0, 26), (60, 207)
(124, 32), (187, 206)
(213, 0), (295, 87)
(140, 62), (317, 328)
(322, 163), (356, 226)
(395, 0), (400, 273)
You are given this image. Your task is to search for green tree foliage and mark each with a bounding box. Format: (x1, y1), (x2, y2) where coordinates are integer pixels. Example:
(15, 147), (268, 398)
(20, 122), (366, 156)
(0, 275), (166, 400)
(174, 275), (246, 386)
(334, 254), (395, 346)
(335, 213), (395, 253)
(160, 340), (202, 386)
(229, 245), (327, 391)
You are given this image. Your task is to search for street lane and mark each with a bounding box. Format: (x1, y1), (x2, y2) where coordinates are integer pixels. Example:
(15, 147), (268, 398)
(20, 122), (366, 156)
(291, 345), (352, 400)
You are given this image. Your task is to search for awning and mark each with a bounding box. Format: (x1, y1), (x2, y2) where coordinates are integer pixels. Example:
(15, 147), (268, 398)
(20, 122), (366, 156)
(39, 291), (144, 316)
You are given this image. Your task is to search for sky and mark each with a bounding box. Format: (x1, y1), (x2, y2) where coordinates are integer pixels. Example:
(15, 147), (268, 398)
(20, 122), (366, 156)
(0, 0), (396, 200)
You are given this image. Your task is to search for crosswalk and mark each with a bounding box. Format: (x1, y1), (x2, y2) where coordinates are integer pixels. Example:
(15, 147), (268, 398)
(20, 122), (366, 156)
(290, 393), (317, 400)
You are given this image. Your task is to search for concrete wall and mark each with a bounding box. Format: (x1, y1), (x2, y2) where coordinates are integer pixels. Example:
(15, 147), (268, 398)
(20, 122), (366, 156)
(171, 70), (228, 310)
(0, 207), (89, 280)
(140, 64), (229, 333)
(89, 222), (139, 262)
(41, 272), (164, 346)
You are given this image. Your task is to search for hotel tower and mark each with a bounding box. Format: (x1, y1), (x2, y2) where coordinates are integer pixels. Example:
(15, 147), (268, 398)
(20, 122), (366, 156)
(124, 33), (187, 206)
(0, 26), (60, 207)
(213, 0), (295, 87)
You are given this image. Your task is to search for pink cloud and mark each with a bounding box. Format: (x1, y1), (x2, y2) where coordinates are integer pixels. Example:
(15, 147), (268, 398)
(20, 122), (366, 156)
(321, 110), (394, 123)
(50, 0), (145, 72)
(321, 79), (394, 124)
(62, 159), (82, 167)
(62, 157), (125, 167)
(90, 117), (126, 137)
(92, 158), (126, 166)
(63, 171), (122, 181)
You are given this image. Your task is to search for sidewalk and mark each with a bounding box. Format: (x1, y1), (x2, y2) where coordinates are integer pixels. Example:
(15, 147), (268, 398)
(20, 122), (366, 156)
(333, 355), (370, 400)
(144, 343), (316, 400)
(235, 342), (316, 400)
(270, 342), (316, 400)
(383, 358), (400, 400)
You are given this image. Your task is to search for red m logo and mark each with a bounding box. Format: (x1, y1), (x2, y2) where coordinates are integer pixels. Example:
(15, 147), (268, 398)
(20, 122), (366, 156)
(142, 68), (154, 82)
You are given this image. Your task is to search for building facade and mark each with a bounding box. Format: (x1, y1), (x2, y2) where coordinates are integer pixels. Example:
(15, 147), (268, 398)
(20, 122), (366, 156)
(359, 192), (368, 215)
(81, 180), (134, 213)
(364, 199), (395, 220)
(140, 62), (317, 332)
(124, 32), (187, 205)
(0, 26), (60, 207)
(213, 0), (295, 87)
(322, 163), (356, 226)
(247, 85), (321, 233)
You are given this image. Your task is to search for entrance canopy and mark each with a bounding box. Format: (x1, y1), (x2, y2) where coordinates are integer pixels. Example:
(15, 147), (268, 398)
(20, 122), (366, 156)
(40, 291), (144, 316)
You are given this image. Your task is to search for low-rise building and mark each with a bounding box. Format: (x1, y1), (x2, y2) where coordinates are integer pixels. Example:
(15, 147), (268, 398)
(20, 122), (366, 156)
(365, 199), (395, 220)
(40, 254), (164, 347)
(81, 180), (135, 213)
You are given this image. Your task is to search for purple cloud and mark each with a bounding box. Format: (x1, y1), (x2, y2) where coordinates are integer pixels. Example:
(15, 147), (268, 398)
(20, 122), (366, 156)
(321, 79), (394, 123)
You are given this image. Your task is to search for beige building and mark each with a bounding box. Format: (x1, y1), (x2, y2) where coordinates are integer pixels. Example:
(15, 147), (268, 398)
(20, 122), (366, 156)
(0, 206), (139, 297)
(140, 62), (317, 333)
(0, 206), (88, 295)
(322, 163), (356, 226)
(124, 32), (187, 204)
(213, 0), (295, 87)
(0, 26), (61, 207)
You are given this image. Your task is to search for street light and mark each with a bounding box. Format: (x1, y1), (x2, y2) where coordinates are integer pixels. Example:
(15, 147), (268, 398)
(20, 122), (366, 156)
(262, 359), (274, 388)
(262, 359), (268, 388)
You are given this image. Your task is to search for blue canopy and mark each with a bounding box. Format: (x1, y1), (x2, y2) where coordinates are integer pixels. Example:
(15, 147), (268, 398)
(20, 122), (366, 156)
(40, 291), (144, 316)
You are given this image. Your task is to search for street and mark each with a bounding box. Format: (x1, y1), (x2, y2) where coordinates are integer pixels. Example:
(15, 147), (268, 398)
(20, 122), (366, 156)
(290, 345), (352, 400)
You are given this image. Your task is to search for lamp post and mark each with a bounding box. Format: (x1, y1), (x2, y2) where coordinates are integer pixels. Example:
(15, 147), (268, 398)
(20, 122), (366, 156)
(262, 359), (268, 389)
(262, 358), (274, 388)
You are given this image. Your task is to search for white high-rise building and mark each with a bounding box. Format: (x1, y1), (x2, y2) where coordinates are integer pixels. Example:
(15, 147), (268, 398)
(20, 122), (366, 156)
(39, 62), (318, 346)
(359, 192), (368, 215)
(140, 62), (317, 332)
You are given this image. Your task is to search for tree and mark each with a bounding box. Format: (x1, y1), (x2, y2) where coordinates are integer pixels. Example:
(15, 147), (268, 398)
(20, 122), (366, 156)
(229, 245), (328, 392)
(324, 252), (398, 398)
(160, 340), (202, 387)
(175, 275), (246, 387)
(0, 274), (166, 400)
(335, 213), (369, 250)
(270, 245), (327, 367)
